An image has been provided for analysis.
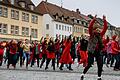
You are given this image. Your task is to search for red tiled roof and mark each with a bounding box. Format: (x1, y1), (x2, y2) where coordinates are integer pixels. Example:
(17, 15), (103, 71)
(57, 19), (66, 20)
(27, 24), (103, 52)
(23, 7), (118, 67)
(36, 1), (88, 25)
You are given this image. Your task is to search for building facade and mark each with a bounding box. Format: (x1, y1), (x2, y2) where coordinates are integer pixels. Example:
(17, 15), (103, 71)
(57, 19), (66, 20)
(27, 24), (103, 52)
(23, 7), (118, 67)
(0, 0), (43, 41)
(36, 1), (89, 40)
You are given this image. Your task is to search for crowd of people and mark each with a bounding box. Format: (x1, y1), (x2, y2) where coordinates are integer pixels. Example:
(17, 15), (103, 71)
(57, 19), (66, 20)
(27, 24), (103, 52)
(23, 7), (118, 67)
(0, 15), (120, 80)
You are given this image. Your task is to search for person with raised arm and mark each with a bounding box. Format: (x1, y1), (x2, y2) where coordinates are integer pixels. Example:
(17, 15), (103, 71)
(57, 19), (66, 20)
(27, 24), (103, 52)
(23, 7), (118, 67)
(80, 15), (108, 80)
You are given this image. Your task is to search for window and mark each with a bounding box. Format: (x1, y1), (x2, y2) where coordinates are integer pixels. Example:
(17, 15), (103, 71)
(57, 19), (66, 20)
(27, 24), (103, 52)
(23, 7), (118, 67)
(2, 24), (7, 34)
(70, 27), (71, 32)
(11, 10), (15, 18)
(3, 8), (7, 17)
(11, 25), (19, 35)
(79, 21), (82, 24)
(30, 5), (34, 10)
(31, 15), (38, 23)
(31, 29), (38, 38)
(0, 7), (2, 16)
(65, 26), (66, 31)
(22, 27), (29, 36)
(22, 12), (29, 22)
(67, 26), (69, 31)
(0, 23), (7, 34)
(22, 13), (25, 21)
(77, 20), (79, 24)
(26, 28), (29, 36)
(11, 10), (19, 20)
(21, 2), (25, 8)
(56, 24), (58, 30)
(0, 7), (8, 17)
(11, 25), (14, 34)
(26, 14), (29, 22)
(16, 11), (19, 20)
(59, 25), (61, 30)
(46, 24), (49, 30)
(11, 0), (14, 5)
(15, 26), (19, 34)
(62, 25), (64, 30)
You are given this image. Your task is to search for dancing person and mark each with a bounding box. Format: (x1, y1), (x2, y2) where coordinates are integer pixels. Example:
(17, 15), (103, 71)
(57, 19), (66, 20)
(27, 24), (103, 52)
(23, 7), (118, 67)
(80, 15), (108, 80)
(59, 35), (73, 71)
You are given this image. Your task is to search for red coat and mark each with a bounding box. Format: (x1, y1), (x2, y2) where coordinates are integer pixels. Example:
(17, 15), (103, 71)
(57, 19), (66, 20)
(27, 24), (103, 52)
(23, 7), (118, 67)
(89, 18), (107, 37)
(42, 41), (47, 55)
(0, 48), (4, 55)
(111, 40), (119, 54)
(55, 41), (60, 52)
(102, 38), (109, 52)
(47, 52), (55, 59)
(59, 41), (73, 64)
(10, 44), (17, 54)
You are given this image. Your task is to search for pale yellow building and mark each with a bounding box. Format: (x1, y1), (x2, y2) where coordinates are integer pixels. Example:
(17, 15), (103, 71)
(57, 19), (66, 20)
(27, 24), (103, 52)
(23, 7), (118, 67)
(73, 24), (84, 37)
(0, 0), (43, 41)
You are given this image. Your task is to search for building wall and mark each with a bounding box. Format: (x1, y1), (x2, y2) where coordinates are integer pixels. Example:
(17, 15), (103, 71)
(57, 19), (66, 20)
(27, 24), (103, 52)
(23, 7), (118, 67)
(43, 14), (54, 38)
(54, 21), (72, 40)
(0, 5), (42, 41)
(73, 24), (83, 37)
(43, 14), (72, 40)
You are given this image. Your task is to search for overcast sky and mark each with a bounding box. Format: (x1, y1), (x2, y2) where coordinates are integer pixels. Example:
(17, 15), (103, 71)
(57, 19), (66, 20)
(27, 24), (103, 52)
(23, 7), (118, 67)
(32, 0), (120, 27)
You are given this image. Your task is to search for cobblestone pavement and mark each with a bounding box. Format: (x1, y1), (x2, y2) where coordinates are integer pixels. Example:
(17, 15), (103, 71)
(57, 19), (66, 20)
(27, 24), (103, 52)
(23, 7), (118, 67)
(0, 61), (120, 80)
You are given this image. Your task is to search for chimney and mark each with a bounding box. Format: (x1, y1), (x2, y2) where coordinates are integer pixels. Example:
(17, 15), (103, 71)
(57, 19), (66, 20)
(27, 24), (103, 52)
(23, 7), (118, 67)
(76, 9), (80, 14)
(45, 0), (47, 2)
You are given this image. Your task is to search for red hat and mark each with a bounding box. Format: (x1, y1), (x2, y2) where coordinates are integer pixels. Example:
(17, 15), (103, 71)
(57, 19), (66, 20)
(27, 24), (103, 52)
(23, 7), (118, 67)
(112, 35), (117, 40)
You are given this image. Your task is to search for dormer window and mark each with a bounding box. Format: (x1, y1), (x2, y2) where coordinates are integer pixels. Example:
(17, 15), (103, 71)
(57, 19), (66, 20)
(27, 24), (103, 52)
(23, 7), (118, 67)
(19, 2), (26, 8)
(59, 16), (62, 20)
(61, 15), (64, 21)
(72, 19), (74, 22)
(55, 13), (58, 19)
(11, 0), (14, 5)
(64, 16), (69, 21)
(28, 5), (34, 10)
(77, 20), (79, 24)
(30, 5), (34, 10)
(74, 19), (77, 23)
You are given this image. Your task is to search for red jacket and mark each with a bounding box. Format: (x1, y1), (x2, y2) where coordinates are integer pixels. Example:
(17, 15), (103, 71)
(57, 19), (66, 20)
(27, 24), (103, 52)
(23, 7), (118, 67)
(0, 48), (4, 55)
(59, 40), (73, 64)
(89, 18), (107, 37)
(88, 17), (108, 51)
(111, 40), (119, 54)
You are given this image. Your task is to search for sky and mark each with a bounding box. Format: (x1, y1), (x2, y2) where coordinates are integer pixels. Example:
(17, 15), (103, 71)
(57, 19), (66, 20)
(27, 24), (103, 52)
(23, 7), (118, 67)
(32, 0), (120, 27)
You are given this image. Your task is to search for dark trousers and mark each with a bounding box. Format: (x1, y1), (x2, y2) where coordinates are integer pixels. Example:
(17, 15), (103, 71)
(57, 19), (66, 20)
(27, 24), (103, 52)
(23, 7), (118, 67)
(107, 53), (112, 64)
(110, 54), (115, 67)
(55, 51), (60, 67)
(0, 55), (3, 66)
(59, 63), (72, 70)
(45, 58), (55, 70)
(31, 54), (40, 67)
(77, 51), (81, 62)
(19, 52), (23, 67)
(83, 51), (103, 77)
(7, 53), (17, 68)
(40, 54), (47, 68)
(113, 54), (120, 69)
